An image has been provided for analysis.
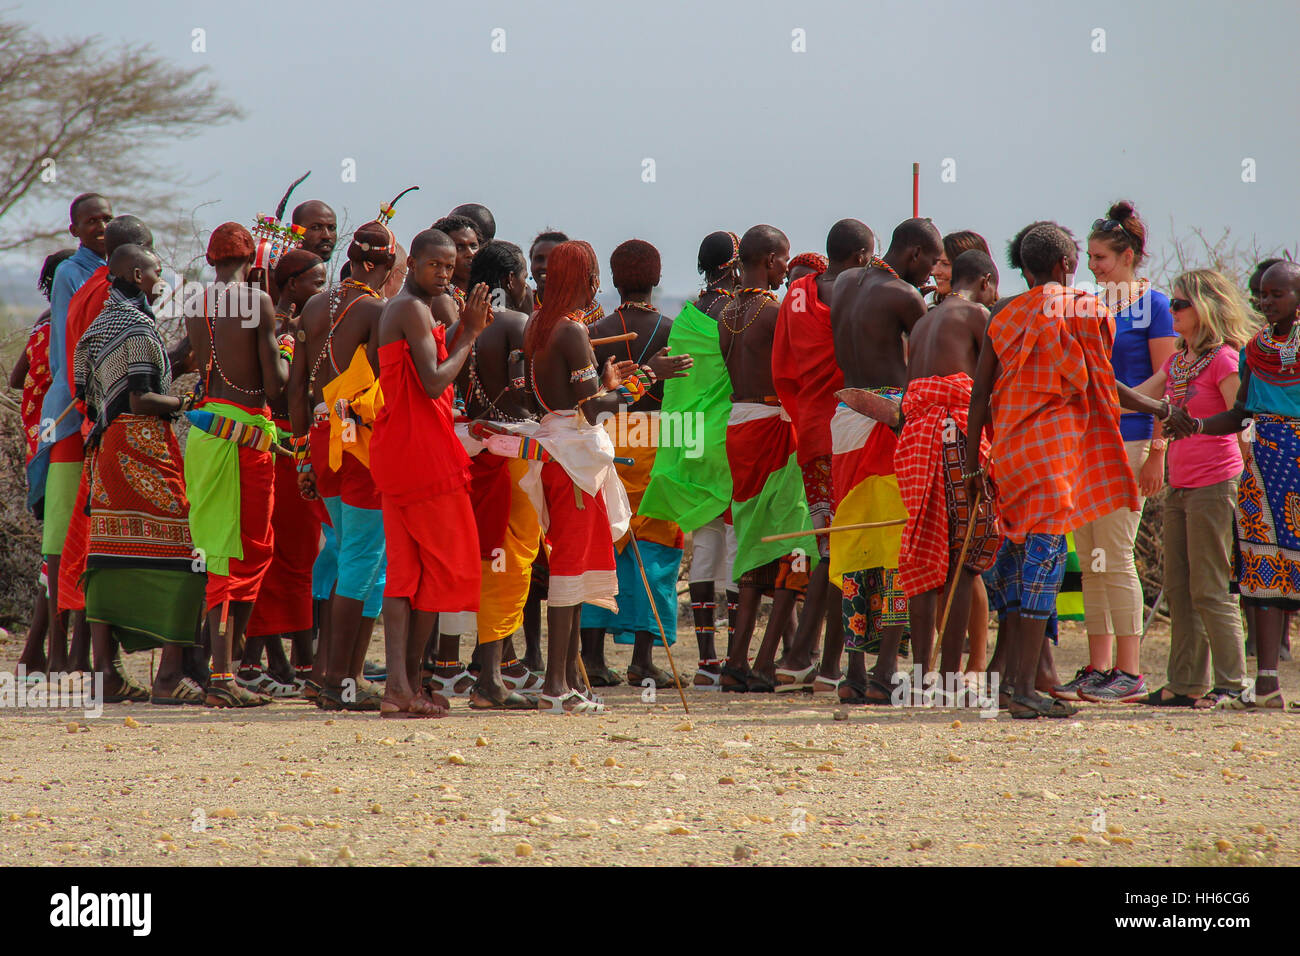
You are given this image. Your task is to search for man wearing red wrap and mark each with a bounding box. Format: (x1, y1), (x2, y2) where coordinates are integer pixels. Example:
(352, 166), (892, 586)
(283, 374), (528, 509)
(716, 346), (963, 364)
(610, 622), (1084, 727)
(770, 219), (874, 691)
(371, 229), (489, 718)
(184, 222), (289, 707)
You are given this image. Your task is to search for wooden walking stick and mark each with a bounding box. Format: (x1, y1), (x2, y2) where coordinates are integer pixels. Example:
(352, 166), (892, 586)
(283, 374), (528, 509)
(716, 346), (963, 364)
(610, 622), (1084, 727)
(575, 652), (595, 696)
(928, 487), (983, 674)
(627, 530), (690, 714)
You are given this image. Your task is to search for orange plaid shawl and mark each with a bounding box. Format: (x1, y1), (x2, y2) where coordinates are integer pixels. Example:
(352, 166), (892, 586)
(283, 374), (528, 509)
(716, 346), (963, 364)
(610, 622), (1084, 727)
(987, 285), (1137, 541)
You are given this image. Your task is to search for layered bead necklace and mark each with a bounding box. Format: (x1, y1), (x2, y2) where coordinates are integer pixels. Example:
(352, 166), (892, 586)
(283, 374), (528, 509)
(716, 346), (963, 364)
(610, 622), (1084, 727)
(720, 288), (777, 334)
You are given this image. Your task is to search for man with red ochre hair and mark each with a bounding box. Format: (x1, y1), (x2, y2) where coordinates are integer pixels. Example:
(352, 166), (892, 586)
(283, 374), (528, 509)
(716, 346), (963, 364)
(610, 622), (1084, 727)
(371, 228), (489, 717)
(184, 222), (289, 708)
(523, 240), (638, 714)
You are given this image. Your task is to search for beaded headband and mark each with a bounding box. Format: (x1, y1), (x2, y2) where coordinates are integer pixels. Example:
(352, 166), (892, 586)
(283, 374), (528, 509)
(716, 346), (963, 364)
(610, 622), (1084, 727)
(725, 231), (740, 268)
(251, 170), (311, 271)
(353, 221), (396, 255)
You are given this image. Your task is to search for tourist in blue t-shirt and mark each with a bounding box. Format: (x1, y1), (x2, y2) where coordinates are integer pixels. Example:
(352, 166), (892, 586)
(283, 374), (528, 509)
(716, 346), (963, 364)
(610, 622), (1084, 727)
(1055, 201), (1177, 704)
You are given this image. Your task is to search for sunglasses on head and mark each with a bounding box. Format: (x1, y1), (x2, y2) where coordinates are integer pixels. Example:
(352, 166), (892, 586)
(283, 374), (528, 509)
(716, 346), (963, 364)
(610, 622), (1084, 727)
(1092, 218), (1125, 233)
(1169, 297), (1194, 312)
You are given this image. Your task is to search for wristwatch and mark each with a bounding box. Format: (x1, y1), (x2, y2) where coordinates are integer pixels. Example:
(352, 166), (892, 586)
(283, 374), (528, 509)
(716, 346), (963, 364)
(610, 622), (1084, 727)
(1150, 438), (1167, 451)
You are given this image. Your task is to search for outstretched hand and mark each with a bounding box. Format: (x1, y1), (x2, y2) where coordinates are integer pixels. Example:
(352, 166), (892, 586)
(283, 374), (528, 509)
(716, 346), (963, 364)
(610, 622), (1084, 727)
(601, 357), (638, 391)
(646, 347), (693, 380)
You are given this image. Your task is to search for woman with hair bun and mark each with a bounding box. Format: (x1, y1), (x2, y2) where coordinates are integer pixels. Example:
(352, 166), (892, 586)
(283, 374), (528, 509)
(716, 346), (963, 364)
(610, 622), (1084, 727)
(1056, 201), (1178, 703)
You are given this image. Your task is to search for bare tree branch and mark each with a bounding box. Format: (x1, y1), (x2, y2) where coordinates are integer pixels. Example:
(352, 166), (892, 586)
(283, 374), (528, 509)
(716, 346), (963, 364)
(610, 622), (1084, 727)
(0, 16), (242, 256)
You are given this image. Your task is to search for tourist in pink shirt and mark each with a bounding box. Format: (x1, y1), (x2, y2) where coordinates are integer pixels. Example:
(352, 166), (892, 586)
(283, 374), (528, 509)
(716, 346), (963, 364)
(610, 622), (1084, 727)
(1131, 269), (1256, 707)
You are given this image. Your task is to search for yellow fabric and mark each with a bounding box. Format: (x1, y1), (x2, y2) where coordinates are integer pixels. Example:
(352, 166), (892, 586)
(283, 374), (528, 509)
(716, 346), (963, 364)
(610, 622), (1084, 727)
(601, 411), (683, 552)
(322, 345), (384, 470)
(827, 474), (907, 590)
(477, 458), (541, 644)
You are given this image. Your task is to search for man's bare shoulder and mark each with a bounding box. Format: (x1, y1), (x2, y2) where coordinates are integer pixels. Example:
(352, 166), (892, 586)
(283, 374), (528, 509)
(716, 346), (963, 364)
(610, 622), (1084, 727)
(587, 312), (622, 338)
(430, 294), (459, 327)
(831, 267), (870, 302)
(384, 290), (428, 320)
(492, 308), (528, 335)
(552, 318), (590, 349)
(879, 277), (926, 309)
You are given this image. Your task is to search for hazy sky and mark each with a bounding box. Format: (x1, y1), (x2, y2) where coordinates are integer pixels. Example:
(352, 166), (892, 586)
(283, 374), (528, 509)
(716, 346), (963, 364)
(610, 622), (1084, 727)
(8, 0), (1299, 295)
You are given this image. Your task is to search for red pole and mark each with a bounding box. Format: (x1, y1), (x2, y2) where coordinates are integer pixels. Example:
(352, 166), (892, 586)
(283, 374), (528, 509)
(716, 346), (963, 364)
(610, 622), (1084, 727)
(912, 162), (919, 218)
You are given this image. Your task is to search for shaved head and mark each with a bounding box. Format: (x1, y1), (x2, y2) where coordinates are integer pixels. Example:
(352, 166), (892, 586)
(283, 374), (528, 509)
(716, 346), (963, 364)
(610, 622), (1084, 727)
(951, 250), (998, 288)
(450, 203), (495, 241)
(739, 224), (788, 265)
(826, 218), (874, 264)
(292, 200), (338, 259)
(410, 228), (456, 260)
(108, 243), (159, 281)
(1262, 261), (1300, 291)
(104, 215), (153, 258)
(886, 218), (942, 257)
(292, 199), (334, 226)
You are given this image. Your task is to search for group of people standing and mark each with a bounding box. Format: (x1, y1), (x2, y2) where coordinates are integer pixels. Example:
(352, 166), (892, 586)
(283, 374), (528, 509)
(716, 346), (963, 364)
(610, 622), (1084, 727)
(10, 189), (1298, 717)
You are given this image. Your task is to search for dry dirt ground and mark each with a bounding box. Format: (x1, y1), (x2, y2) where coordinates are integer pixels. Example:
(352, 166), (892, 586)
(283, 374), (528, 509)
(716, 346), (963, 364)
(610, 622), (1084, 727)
(0, 618), (1296, 868)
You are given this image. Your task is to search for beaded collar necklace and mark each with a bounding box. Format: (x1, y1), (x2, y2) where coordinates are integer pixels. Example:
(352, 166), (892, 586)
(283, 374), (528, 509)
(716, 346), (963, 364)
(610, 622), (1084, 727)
(870, 257), (900, 281)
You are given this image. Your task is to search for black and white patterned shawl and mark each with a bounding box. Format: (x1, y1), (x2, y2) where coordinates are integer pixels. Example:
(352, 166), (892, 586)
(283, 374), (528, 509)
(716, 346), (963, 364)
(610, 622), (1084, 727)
(74, 285), (171, 440)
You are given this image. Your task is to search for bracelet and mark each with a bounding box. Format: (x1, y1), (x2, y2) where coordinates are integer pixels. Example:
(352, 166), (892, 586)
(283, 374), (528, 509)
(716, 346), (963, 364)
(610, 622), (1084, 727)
(296, 461), (313, 474)
(1195, 418), (1205, 435)
(570, 364), (598, 385)
(277, 333), (295, 365)
(616, 372), (649, 404)
(637, 364), (658, 386)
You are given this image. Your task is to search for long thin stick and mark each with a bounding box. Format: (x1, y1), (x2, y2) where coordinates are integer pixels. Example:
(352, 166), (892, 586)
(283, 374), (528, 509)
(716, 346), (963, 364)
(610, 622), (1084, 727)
(45, 398), (79, 435)
(589, 332), (637, 346)
(627, 531), (690, 714)
(928, 488), (982, 673)
(761, 517), (907, 543)
(912, 162), (920, 217)
(575, 652), (594, 696)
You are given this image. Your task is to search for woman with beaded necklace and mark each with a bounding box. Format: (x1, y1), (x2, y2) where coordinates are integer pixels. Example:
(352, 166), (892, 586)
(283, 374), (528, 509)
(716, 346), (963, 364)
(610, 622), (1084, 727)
(1055, 201), (1178, 704)
(1127, 270), (1254, 707)
(1176, 260), (1300, 710)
